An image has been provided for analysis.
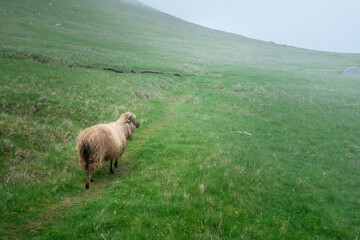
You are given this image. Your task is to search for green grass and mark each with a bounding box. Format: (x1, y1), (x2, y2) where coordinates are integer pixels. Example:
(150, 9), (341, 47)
(1, 0), (360, 239)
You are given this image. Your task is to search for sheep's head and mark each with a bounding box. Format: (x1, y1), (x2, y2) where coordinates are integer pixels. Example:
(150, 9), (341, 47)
(118, 112), (140, 140)
(120, 112), (140, 127)
(127, 113), (140, 128)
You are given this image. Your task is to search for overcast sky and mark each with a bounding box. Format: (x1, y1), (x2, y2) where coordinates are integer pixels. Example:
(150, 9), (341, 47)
(139, 0), (360, 53)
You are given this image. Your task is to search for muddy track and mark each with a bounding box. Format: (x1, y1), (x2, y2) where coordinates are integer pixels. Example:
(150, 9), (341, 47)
(0, 53), (183, 77)
(69, 64), (183, 77)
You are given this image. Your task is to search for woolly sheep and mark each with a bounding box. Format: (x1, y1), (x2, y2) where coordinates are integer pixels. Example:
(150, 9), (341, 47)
(76, 112), (140, 189)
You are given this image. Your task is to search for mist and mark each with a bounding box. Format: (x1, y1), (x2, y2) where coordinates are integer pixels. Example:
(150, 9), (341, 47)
(139, 0), (360, 53)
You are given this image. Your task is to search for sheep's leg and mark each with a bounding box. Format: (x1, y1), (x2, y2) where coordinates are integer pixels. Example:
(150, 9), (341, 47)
(114, 159), (118, 168)
(110, 160), (114, 174)
(85, 170), (93, 190)
(90, 177), (94, 182)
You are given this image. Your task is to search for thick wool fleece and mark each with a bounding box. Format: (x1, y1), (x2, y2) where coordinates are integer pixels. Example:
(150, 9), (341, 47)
(76, 112), (139, 189)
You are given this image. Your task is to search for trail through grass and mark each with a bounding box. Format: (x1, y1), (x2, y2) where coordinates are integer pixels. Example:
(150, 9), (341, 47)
(12, 94), (178, 238)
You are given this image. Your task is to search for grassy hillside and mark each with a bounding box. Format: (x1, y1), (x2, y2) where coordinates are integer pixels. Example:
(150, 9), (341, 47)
(1, 0), (359, 239)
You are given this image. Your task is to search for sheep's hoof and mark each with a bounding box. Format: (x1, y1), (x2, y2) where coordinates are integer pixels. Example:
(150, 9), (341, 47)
(85, 183), (89, 190)
(110, 169), (114, 174)
(90, 178), (94, 182)
(114, 162), (118, 168)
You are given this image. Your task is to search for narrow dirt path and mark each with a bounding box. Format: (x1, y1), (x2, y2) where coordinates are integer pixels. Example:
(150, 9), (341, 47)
(12, 96), (185, 237)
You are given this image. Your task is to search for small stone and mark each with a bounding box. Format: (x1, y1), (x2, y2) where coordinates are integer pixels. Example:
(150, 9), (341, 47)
(343, 66), (360, 76)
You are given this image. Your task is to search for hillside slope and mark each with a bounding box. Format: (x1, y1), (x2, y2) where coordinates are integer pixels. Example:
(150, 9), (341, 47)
(1, 0), (359, 239)
(1, 0), (359, 74)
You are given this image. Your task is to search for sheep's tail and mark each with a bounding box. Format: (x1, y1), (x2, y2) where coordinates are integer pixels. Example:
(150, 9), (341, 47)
(80, 141), (94, 190)
(81, 142), (92, 170)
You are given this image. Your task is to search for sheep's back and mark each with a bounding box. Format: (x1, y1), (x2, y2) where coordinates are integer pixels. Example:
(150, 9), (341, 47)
(105, 123), (128, 156)
(77, 124), (125, 161)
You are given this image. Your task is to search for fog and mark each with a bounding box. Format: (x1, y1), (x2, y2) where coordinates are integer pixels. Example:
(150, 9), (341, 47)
(139, 0), (360, 53)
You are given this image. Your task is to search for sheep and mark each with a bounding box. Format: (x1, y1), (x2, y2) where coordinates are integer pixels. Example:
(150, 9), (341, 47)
(76, 112), (140, 189)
